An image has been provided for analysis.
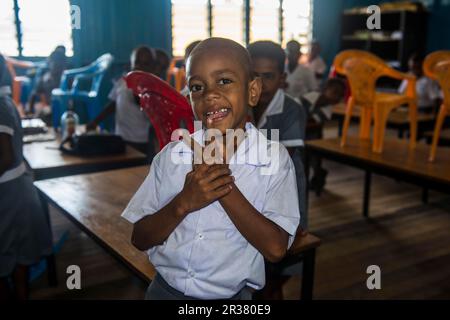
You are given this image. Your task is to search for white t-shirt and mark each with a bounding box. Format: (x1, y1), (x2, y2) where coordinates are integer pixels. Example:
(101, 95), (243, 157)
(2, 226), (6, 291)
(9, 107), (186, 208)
(304, 56), (327, 77)
(108, 77), (150, 143)
(398, 75), (442, 109)
(285, 64), (318, 99)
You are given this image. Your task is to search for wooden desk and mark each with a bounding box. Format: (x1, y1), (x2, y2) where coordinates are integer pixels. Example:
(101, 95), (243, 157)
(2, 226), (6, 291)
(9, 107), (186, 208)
(332, 104), (435, 138)
(35, 166), (321, 300)
(24, 139), (147, 180)
(306, 137), (450, 217)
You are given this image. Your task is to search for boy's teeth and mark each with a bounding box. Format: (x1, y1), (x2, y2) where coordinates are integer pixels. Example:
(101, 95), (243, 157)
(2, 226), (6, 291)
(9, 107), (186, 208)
(207, 108), (228, 116)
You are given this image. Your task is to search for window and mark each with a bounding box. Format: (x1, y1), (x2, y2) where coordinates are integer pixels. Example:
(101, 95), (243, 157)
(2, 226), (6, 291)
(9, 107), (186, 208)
(172, 0), (208, 57)
(171, 0), (312, 56)
(211, 0), (244, 45)
(282, 0), (312, 53)
(19, 0), (73, 56)
(250, 0), (279, 43)
(1, 0), (73, 57)
(0, 0), (19, 56)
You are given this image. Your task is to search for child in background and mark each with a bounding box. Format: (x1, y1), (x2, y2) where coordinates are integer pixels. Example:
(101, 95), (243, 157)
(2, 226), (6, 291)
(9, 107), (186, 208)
(303, 41), (327, 82)
(0, 54), (52, 300)
(398, 53), (442, 113)
(27, 45), (68, 114)
(300, 78), (346, 194)
(284, 40), (318, 100)
(247, 40), (307, 300)
(154, 49), (171, 80)
(122, 38), (300, 300)
(86, 46), (156, 159)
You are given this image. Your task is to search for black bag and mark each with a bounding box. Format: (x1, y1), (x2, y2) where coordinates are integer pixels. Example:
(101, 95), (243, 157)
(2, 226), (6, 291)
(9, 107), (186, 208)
(59, 133), (126, 157)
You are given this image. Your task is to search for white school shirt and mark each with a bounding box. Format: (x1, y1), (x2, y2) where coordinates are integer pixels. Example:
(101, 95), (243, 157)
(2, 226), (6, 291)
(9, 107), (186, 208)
(304, 56), (327, 77)
(108, 77), (150, 143)
(285, 64), (318, 99)
(398, 75), (442, 109)
(121, 122), (300, 299)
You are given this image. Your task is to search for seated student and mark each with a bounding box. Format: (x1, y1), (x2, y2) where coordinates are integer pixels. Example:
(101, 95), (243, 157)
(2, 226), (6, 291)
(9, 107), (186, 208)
(300, 78), (346, 194)
(122, 38), (300, 300)
(154, 49), (171, 80)
(86, 46), (156, 159)
(27, 45), (68, 114)
(180, 40), (202, 97)
(284, 40), (318, 100)
(303, 41), (327, 82)
(247, 40), (307, 300)
(0, 54), (52, 300)
(398, 52), (442, 113)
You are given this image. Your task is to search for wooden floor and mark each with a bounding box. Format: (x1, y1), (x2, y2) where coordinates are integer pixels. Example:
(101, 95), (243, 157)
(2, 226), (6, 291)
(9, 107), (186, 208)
(30, 123), (450, 300)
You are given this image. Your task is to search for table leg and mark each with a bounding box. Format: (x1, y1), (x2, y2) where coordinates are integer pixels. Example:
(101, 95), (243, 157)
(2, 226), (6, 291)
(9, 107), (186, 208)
(301, 248), (316, 300)
(363, 170), (372, 218)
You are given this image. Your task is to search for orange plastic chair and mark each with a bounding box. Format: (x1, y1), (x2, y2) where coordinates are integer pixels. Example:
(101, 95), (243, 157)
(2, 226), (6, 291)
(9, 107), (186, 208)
(166, 57), (186, 92)
(423, 51), (450, 162)
(333, 50), (418, 153)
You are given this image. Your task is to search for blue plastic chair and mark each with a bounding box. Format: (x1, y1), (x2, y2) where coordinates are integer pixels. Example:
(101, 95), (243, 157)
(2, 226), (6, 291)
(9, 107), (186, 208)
(51, 53), (114, 128)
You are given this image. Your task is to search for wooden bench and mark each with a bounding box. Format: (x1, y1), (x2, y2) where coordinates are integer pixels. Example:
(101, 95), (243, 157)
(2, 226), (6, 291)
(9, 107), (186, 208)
(34, 165), (321, 300)
(332, 103), (436, 138)
(306, 137), (450, 217)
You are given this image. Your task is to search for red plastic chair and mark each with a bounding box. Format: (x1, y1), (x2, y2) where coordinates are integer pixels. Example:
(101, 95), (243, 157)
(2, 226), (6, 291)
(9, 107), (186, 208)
(125, 71), (195, 150)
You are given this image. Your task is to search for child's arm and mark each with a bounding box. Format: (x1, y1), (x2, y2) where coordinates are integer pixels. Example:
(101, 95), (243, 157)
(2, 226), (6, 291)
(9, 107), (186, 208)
(86, 101), (116, 131)
(131, 164), (233, 251)
(219, 187), (289, 263)
(0, 134), (14, 176)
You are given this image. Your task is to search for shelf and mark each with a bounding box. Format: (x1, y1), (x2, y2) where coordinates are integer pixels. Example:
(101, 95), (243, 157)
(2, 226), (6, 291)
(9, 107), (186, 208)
(342, 36), (400, 42)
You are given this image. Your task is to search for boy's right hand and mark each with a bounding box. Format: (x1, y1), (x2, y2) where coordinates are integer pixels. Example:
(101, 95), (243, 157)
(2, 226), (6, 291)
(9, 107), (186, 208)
(177, 164), (234, 215)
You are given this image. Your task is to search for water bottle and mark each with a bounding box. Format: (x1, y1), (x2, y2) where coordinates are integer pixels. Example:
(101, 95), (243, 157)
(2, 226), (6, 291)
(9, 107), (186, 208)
(60, 110), (79, 140)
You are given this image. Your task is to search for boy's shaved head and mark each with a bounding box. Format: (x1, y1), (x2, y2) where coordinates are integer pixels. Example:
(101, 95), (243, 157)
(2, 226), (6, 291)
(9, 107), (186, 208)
(187, 37), (253, 80)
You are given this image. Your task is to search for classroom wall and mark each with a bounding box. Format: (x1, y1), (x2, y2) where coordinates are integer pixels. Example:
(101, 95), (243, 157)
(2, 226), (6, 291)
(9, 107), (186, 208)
(312, 0), (450, 70)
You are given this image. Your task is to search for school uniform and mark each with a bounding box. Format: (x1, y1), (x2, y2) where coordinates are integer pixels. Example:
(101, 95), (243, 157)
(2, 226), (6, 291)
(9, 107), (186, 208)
(398, 75), (442, 111)
(255, 89), (307, 229)
(0, 86), (52, 277)
(122, 122), (300, 300)
(304, 56), (327, 80)
(108, 77), (153, 155)
(285, 64), (318, 99)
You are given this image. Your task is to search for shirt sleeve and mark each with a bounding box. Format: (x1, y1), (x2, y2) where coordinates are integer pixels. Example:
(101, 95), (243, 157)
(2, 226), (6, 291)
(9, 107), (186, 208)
(121, 158), (162, 224)
(107, 77), (123, 101)
(304, 68), (319, 92)
(261, 145), (301, 249)
(0, 101), (15, 136)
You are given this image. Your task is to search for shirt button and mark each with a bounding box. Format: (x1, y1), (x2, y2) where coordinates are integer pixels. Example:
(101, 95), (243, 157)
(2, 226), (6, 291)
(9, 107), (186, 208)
(198, 233), (203, 240)
(188, 271), (195, 278)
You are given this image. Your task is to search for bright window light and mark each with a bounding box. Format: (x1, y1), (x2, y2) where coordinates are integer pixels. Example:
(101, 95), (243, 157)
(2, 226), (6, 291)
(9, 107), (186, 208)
(250, 0), (279, 43)
(0, 0), (19, 56)
(283, 0), (312, 53)
(211, 0), (244, 45)
(19, 0), (73, 56)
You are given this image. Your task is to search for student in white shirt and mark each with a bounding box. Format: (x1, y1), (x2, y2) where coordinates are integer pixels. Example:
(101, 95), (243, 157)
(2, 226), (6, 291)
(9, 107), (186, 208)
(284, 40), (318, 100)
(122, 38), (300, 300)
(86, 46), (156, 158)
(303, 41), (327, 82)
(398, 53), (442, 113)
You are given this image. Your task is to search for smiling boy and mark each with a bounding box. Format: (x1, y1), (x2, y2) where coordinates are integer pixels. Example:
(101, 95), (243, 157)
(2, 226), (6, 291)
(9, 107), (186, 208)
(121, 38), (300, 300)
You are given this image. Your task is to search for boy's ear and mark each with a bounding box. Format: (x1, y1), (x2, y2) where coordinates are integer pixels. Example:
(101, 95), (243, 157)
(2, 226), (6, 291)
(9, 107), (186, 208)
(248, 77), (262, 107)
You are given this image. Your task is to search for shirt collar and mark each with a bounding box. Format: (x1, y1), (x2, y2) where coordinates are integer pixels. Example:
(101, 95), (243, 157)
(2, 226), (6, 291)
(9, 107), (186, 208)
(257, 89), (285, 128)
(172, 122), (271, 166)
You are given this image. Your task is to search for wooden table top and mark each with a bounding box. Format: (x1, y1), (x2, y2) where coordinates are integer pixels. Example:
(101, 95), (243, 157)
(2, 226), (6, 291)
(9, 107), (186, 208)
(332, 103), (435, 125)
(24, 138), (147, 180)
(306, 137), (450, 186)
(35, 165), (156, 283)
(35, 165), (321, 284)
